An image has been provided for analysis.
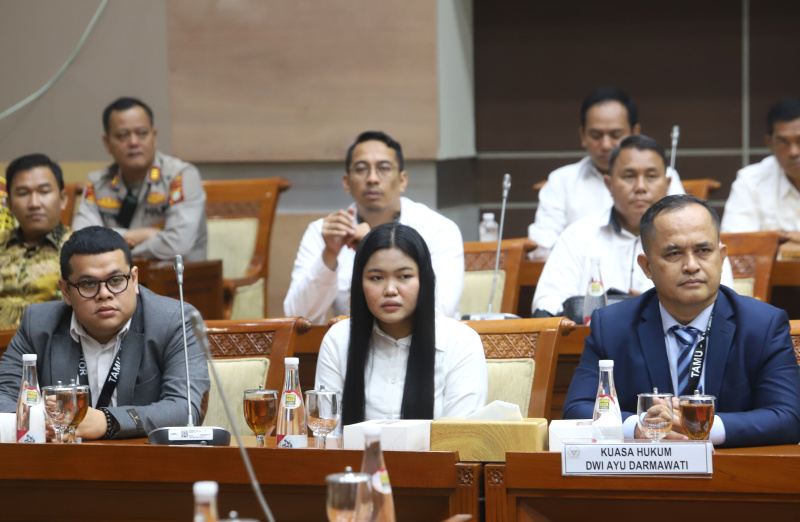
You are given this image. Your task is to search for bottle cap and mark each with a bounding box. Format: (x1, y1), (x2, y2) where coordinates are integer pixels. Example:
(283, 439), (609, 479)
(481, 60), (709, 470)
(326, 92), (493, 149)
(598, 359), (614, 369)
(193, 480), (218, 499)
(284, 357), (299, 366)
(22, 354), (37, 362)
(363, 424), (381, 437)
(482, 213), (495, 221)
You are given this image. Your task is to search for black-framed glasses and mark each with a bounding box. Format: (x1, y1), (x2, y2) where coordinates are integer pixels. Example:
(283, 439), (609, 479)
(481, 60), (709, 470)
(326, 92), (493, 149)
(348, 162), (397, 179)
(67, 272), (131, 299)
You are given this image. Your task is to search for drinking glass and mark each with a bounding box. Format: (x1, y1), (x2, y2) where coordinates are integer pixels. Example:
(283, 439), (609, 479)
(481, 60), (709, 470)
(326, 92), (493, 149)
(243, 386), (278, 448)
(679, 392), (716, 441)
(306, 386), (341, 450)
(636, 389), (673, 442)
(325, 466), (372, 522)
(66, 381), (90, 443)
(42, 383), (78, 444)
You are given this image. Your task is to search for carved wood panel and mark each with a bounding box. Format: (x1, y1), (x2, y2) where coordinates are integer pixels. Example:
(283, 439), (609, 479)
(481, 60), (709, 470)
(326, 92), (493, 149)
(792, 334), (800, 365)
(465, 250), (508, 271)
(206, 200), (261, 219)
(729, 254), (757, 278)
(481, 332), (539, 359)
(208, 331), (275, 357)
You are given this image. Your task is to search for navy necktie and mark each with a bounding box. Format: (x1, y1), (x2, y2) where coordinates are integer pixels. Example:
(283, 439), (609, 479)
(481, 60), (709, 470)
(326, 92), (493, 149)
(672, 325), (701, 396)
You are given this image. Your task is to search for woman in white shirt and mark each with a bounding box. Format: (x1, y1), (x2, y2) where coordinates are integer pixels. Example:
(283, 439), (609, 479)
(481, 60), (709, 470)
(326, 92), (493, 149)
(315, 223), (487, 430)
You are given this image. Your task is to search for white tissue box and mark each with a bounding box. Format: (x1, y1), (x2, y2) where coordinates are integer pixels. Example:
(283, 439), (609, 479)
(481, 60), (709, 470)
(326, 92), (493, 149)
(548, 419), (594, 452)
(343, 419), (431, 451)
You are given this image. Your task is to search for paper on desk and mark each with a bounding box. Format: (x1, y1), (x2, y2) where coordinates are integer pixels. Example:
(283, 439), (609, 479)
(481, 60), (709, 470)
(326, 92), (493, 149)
(464, 400), (523, 421)
(0, 413), (16, 443)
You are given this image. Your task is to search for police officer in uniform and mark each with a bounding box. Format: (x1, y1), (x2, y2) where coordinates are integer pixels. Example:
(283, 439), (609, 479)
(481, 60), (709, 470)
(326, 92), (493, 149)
(73, 97), (207, 262)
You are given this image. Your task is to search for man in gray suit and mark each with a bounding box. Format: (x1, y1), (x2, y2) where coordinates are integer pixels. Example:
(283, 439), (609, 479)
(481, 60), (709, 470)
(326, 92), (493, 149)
(0, 226), (209, 439)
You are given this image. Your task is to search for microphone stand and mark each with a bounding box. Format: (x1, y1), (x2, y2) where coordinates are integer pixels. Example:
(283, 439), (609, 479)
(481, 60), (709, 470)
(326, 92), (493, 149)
(148, 255), (231, 446)
(670, 125), (680, 174)
(463, 173), (521, 321)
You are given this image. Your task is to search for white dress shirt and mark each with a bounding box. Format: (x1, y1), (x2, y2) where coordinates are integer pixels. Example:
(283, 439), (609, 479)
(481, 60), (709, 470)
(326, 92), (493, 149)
(721, 155), (800, 233)
(532, 208), (735, 316)
(528, 156), (685, 251)
(69, 313), (132, 408)
(315, 311), (488, 435)
(622, 303), (726, 445)
(284, 197), (465, 324)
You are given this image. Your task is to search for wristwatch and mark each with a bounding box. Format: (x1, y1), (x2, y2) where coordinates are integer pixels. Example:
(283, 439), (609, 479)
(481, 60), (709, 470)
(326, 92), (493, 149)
(99, 407), (120, 440)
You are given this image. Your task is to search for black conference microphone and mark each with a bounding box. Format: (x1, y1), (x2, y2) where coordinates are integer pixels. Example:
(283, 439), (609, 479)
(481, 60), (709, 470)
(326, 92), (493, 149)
(463, 173), (521, 321)
(147, 255), (231, 446)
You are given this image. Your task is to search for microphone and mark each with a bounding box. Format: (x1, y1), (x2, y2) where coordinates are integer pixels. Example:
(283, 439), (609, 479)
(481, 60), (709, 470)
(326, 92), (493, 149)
(463, 173), (521, 321)
(148, 257), (231, 446)
(669, 125), (680, 174)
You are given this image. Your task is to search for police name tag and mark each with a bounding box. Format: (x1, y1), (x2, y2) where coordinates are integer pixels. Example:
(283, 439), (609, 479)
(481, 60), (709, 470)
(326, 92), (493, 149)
(562, 441), (713, 476)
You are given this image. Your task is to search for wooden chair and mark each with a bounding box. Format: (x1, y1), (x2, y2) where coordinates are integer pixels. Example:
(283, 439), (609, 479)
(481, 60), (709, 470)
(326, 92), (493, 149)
(788, 320), (800, 367)
(203, 177), (291, 320)
(462, 238), (535, 316)
(60, 183), (84, 227)
(680, 178), (721, 200)
(463, 317), (573, 421)
(720, 232), (780, 302)
(202, 316), (311, 433)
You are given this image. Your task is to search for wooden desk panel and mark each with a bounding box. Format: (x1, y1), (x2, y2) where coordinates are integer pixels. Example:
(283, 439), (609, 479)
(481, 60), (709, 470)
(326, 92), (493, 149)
(136, 258), (224, 320)
(0, 439), (480, 522)
(486, 446), (800, 522)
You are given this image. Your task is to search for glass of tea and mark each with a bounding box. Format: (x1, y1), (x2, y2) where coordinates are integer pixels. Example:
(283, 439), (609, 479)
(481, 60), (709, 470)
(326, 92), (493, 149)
(65, 379), (89, 443)
(306, 385), (341, 450)
(679, 392), (716, 441)
(243, 386), (278, 447)
(42, 382), (78, 443)
(636, 389), (673, 442)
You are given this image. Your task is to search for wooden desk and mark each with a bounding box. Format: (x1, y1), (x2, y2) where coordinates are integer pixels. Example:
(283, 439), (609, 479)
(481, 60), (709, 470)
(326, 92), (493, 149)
(135, 258), (224, 320)
(0, 438), (481, 522)
(485, 445), (800, 522)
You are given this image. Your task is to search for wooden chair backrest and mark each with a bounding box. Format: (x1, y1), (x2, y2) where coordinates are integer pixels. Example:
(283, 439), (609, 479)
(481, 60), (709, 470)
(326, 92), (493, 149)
(788, 320), (800, 366)
(463, 317), (570, 420)
(60, 183), (84, 227)
(204, 316), (311, 392)
(720, 232), (780, 302)
(203, 177), (291, 317)
(680, 178), (721, 200)
(463, 238), (534, 315)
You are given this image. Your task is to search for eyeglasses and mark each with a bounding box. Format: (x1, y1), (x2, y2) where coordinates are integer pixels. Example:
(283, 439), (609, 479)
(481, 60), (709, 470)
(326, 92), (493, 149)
(349, 162), (397, 180)
(67, 272), (131, 299)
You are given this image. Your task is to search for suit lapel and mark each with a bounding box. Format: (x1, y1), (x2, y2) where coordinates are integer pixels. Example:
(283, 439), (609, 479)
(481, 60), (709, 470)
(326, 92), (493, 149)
(116, 297), (145, 406)
(637, 295), (673, 394)
(703, 291), (735, 399)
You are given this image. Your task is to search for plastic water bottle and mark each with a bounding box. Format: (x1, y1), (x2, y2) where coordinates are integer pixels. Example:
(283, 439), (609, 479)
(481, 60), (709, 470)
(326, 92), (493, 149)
(582, 257), (607, 326)
(479, 213), (499, 243)
(361, 425), (396, 522)
(17, 353), (45, 443)
(193, 481), (219, 522)
(276, 357), (307, 448)
(592, 359), (623, 442)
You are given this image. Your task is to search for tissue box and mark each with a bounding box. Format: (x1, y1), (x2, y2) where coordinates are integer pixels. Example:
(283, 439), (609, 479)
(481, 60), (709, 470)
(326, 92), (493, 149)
(548, 419), (594, 452)
(430, 418), (547, 462)
(343, 419), (431, 451)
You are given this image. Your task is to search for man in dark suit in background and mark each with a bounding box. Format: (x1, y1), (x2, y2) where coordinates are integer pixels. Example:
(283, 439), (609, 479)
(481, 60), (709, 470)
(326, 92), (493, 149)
(563, 194), (800, 447)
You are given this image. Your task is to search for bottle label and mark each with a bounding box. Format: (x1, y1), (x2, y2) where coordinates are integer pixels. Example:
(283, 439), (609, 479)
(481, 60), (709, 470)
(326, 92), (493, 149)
(282, 390), (301, 410)
(588, 281), (604, 296)
(597, 394), (614, 413)
(277, 434), (308, 448)
(23, 387), (39, 406)
(371, 469), (392, 494)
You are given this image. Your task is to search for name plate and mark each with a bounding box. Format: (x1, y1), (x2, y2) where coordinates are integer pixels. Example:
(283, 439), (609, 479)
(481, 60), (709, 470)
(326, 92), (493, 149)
(561, 441), (713, 476)
(167, 427), (215, 441)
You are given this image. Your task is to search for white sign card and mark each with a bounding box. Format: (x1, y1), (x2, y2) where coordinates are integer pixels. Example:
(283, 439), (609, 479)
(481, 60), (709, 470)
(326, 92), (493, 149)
(561, 441), (713, 476)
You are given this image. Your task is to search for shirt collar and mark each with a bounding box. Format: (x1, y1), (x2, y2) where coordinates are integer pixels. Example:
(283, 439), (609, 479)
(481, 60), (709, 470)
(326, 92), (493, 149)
(69, 312), (132, 345)
(370, 308), (447, 352)
(658, 301), (715, 334)
(6, 222), (67, 248)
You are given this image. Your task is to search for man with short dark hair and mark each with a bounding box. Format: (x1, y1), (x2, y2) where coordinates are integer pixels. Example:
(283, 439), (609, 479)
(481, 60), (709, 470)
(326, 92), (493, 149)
(0, 153), (72, 328)
(284, 131), (464, 324)
(564, 195), (800, 447)
(528, 87), (684, 254)
(72, 97), (207, 261)
(0, 226), (209, 440)
(722, 97), (800, 257)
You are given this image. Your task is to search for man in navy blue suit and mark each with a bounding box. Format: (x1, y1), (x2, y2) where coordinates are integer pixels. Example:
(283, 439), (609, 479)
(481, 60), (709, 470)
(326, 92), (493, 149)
(563, 194), (800, 447)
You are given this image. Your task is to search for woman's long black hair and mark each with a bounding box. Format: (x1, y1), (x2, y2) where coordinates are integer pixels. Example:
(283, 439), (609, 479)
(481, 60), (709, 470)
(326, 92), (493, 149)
(341, 223), (437, 426)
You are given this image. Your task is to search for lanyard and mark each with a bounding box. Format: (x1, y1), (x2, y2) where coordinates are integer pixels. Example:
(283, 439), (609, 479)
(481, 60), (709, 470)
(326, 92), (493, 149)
(681, 310), (714, 396)
(78, 344), (123, 409)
